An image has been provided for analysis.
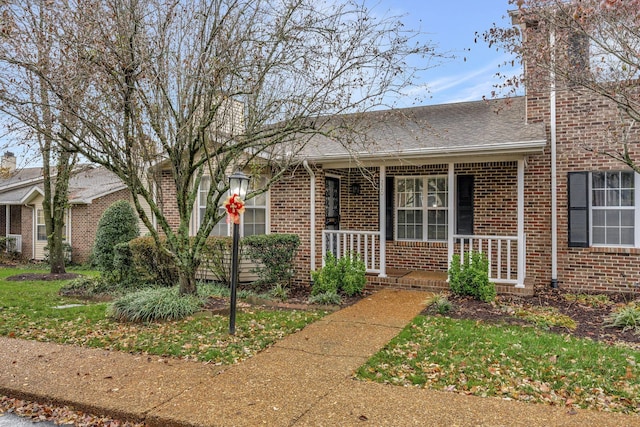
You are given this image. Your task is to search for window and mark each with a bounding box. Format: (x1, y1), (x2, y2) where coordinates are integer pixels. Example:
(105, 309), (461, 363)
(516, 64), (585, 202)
(396, 176), (448, 241)
(198, 175), (268, 237)
(36, 209), (46, 241)
(35, 209), (67, 242)
(568, 171), (637, 247)
(591, 171), (634, 245)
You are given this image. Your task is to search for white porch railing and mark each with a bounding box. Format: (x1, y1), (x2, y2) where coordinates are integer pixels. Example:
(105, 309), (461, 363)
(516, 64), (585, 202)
(454, 234), (525, 286)
(6, 234), (22, 253)
(322, 230), (381, 274)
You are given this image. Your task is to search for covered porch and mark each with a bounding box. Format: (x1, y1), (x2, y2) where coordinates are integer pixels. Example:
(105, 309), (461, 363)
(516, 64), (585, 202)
(0, 204), (23, 253)
(317, 159), (530, 294)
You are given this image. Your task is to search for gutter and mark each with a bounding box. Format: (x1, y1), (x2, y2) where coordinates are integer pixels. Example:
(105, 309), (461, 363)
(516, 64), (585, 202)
(302, 160), (316, 273)
(550, 28), (559, 289)
(300, 140), (548, 164)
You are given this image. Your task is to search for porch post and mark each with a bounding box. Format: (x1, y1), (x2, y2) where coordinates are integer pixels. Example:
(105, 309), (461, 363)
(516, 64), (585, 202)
(5, 205), (9, 237)
(378, 165), (386, 277)
(516, 159), (525, 288)
(447, 163), (455, 279)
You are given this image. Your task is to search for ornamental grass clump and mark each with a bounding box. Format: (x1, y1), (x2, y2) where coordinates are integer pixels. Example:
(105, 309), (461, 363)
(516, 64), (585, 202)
(108, 287), (203, 322)
(604, 302), (640, 333)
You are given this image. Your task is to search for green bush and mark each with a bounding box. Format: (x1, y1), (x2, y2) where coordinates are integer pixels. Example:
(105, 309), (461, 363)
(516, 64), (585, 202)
(311, 252), (366, 299)
(449, 251), (496, 303)
(93, 200), (139, 274)
(604, 302), (640, 333)
(243, 234), (300, 291)
(129, 236), (179, 287)
(59, 276), (113, 298)
(108, 287), (203, 322)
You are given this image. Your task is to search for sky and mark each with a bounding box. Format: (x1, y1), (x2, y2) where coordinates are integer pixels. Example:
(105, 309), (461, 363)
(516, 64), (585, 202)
(371, 0), (520, 107)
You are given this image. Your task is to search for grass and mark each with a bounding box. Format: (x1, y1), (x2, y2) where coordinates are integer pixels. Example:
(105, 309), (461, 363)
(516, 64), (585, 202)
(356, 315), (640, 414)
(0, 267), (325, 364)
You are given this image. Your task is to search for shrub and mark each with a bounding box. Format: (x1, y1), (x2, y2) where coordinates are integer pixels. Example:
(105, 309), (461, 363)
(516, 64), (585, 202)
(108, 287), (203, 322)
(243, 234), (300, 291)
(93, 201), (139, 274)
(129, 236), (179, 287)
(311, 252), (366, 298)
(604, 302), (640, 333)
(310, 252), (341, 296)
(449, 251), (496, 303)
(339, 254), (366, 296)
(59, 276), (113, 298)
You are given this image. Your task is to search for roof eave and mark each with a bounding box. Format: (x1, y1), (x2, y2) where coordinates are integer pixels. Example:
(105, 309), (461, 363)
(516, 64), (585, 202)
(301, 139), (548, 164)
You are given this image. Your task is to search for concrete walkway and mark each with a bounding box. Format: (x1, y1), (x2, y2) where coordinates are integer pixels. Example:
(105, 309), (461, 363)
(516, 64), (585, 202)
(0, 289), (638, 426)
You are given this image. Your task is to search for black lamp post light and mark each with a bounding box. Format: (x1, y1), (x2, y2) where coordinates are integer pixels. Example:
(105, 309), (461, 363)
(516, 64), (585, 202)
(227, 170), (250, 335)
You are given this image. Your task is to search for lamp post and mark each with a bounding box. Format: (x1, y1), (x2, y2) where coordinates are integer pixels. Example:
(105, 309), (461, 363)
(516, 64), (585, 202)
(228, 170), (250, 335)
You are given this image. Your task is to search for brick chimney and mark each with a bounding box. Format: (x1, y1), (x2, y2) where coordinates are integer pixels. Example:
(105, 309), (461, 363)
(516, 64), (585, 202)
(1, 152), (16, 173)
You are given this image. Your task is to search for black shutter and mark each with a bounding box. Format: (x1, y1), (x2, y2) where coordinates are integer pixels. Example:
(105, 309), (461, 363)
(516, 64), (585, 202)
(568, 172), (589, 247)
(385, 176), (394, 241)
(456, 175), (474, 235)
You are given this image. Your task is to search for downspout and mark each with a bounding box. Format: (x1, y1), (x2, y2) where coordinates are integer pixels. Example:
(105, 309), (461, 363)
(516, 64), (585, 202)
(303, 160), (316, 273)
(550, 28), (559, 288)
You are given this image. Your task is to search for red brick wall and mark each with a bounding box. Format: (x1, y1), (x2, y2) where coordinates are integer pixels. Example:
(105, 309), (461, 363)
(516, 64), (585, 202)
(70, 189), (133, 264)
(270, 166), (318, 289)
(525, 85), (640, 293)
(20, 206), (33, 259)
(157, 170), (180, 232)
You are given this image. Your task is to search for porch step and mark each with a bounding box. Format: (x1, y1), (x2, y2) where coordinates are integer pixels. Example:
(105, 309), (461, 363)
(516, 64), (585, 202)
(366, 270), (534, 296)
(366, 271), (449, 293)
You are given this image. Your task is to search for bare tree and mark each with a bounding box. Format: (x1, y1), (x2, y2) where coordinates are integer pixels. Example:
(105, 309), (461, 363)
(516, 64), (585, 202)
(0, 0), (85, 273)
(0, 0), (440, 294)
(482, 0), (640, 167)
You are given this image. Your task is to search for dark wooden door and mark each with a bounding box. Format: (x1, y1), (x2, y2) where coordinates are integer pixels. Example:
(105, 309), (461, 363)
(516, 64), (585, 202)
(325, 177), (340, 230)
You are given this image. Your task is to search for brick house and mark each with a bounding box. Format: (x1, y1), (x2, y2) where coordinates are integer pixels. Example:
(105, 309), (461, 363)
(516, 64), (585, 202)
(163, 11), (640, 296)
(0, 159), (149, 264)
(268, 98), (547, 295)
(166, 88), (640, 295)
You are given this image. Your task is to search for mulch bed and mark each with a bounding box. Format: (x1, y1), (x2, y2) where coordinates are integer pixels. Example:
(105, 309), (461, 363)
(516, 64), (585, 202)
(430, 288), (640, 347)
(6, 272), (82, 281)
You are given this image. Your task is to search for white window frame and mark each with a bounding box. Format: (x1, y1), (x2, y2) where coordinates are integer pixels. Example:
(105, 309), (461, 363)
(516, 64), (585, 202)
(35, 208), (68, 242)
(198, 175), (269, 238)
(395, 175), (448, 242)
(589, 171), (640, 248)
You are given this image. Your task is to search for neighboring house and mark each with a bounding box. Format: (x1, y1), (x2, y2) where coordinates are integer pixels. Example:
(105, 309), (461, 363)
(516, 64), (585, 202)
(0, 156), (149, 264)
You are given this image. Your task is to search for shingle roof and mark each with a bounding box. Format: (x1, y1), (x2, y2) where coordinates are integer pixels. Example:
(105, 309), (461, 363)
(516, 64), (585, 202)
(0, 165), (126, 205)
(297, 97), (547, 161)
(66, 166), (127, 204)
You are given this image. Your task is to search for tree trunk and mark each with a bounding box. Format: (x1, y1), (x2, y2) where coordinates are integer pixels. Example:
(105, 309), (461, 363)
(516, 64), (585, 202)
(177, 268), (197, 295)
(48, 236), (66, 274)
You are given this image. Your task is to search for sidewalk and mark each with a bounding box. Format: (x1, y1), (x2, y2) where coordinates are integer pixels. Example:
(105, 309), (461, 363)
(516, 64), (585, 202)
(0, 289), (638, 426)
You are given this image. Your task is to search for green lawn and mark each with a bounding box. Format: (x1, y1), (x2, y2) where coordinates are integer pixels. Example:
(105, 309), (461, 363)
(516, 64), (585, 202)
(0, 267), (325, 364)
(356, 315), (640, 414)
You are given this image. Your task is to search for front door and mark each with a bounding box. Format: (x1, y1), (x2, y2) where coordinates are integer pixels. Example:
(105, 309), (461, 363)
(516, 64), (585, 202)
(325, 177), (340, 230)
